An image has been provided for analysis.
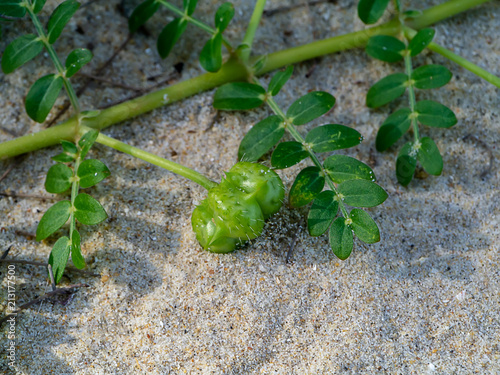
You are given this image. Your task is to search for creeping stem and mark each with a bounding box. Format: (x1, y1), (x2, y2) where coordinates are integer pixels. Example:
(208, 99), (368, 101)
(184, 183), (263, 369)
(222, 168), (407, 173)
(84, 127), (217, 190)
(0, 0), (495, 160)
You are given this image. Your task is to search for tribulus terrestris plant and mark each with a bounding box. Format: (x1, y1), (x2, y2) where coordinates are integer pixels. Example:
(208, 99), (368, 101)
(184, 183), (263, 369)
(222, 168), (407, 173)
(0, 0), (499, 286)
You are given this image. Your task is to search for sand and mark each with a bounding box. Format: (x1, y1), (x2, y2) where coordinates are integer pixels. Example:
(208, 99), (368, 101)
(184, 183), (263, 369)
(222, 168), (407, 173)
(1, 0), (499, 373)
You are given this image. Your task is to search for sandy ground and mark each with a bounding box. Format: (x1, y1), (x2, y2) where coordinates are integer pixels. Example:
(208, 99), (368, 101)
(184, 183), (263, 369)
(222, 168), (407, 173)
(1, 0), (499, 373)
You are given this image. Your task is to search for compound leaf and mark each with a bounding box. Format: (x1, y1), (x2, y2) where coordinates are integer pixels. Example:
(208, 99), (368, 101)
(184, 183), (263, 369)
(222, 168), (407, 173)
(25, 74), (64, 123)
(412, 64), (452, 89)
(286, 91), (335, 125)
(74, 193), (107, 225)
(324, 155), (375, 183)
(77, 159), (110, 188)
(271, 141), (309, 169)
(238, 115), (284, 161)
(307, 190), (339, 236)
(338, 179), (388, 208)
(366, 73), (408, 108)
(417, 137), (442, 176)
(2, 34), (44, 74)
(45, 163), (73, 194)
(366, 35), (405, 62)
(213, 82), (266, 110)
(306, 124), (362, 153)
(289, 166), (325, 207)
(36, 200), (71, 241)
(329, 217), (353, 260)
(376, 107), (412, 151)
(47, 0), (80, 44)
(350, 208), (380, 244)
(415, 100), (457, 128)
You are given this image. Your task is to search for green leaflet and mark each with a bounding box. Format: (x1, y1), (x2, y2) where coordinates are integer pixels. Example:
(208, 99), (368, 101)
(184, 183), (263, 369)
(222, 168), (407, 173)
(157, 18), (188, 59)
(357, 0), (390, 24)
(128, 0), (160, 33)
(36, 200), (71, 241)
(71, 230), (86, 269)
(307, 190), (338, 237)
(337, 179), (388, 208)
(289, 166), (325, 207)
(305, 124), (362, 153)
(412, 64), (452, 89)
(47, 0), (81, 44)
(396, 141), (417, 186)
(286, 91), (335, 125)
(183, 0), (198, 15)
(48, 236), (71, 283)
(415, 100), (457, 128)
(74, 193), (107, 225)
(409, 28), (435, 57)
(366, 35), (405, 62)
(200, 33), (223, 72)
(376, 107), (412, 151)
(238, 115), (284, 161)
(65, 48), (92, 78)
(366, 73), (408, 108)
(1, 34), (44, 74)
(268, 66), (293, 96)
(417, 137), (443, 176)
(350, 208), (380, 244)
(271, 141), (309, 169)
(329, 217), (353, 260)
(323, 155), (375, 183)
(213, 82), (266, 110)
(0, 0), (26, 18)
(78, 129), (99, 159)
(215, 2), (234, 32)
(33, 0), (47, 14)
(25, 74), (64, 123)
(77, 159), (111, 189)
(45, 163), (73, 194)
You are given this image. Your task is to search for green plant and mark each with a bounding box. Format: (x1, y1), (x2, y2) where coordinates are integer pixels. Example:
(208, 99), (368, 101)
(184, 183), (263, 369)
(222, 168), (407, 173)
(0, 0), (499, 282)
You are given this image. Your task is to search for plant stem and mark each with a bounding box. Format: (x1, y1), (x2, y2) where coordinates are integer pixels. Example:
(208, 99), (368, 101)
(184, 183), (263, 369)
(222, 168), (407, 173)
(0, 0), (493, 159)
(157, 0), (232, 50)
(264, 90), (349, 219)
(25, 3), (80, 114)
(240, 0), (267, 62)
(403, 51), (420, 143)
(85, 128), (217, 190)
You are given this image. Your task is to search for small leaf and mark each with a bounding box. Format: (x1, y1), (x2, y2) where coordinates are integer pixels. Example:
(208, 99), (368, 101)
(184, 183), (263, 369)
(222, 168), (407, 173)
(268, 66), (293, 96)
(0, 0), (26, 18)
(409, 28), (435, 57)
(129, 0), (160, 33)
(45, 163), (73, 194)
(214, 2), (234, 32)
(252, 55), (267, 74)
(157, 18), (188, 59)
(1, 34), (44, 74)
(396, 141), (417, 186)
(183, 0), (198, 15)
(307, 190), (339, 236)
(366, 73), (408, 108)
(415, 100), (457, 128)
(213, 82), (266, 110)
(52, 153), (75, 163)
(47, 0), (80, 44)
(200, 32), (223, 72)
(48, 236), (70, 283)
(36, 200), (71, 241)
(286, 91), (335, 125)
(61, 140), (77, 155)
(25, 74), (64, 123)
(329, 217), (353, 260)
(412, 64), (452, 89)
(417, 137), (442, 176)
(238, 115), (284, 161)
(337, 179), (388, 207)
(74, 193), (107, 225)
(305, 124), (362, 153)
(289, 166), (325, 207)
(65, 48), (92, 77)
(271, 141), (309, 169)
(375, 107), (412, 151)
(357, 0), (390, 24)
(324, 155), (375, 183)
(350, 209), (380, 244)
(365, 35), (405, 62)
(71, 230), (85, 269)
(33, 0), (46, 13)
(77, 159), (110, 188)
(78, 129), (99, 159)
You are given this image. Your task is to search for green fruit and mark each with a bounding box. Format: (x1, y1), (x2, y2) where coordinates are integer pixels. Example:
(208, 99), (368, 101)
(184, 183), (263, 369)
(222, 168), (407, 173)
(191, 162), (284, 253)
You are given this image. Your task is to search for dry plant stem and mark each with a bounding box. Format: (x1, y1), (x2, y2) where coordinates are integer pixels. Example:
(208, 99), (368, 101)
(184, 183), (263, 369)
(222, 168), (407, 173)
(0, 0), (493, 160)
(0, 283), (89, 327)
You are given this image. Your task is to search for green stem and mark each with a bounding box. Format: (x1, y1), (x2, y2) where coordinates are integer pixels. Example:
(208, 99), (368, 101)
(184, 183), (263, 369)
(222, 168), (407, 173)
(0, 0), (493, 160)
(157, 0), (232, 50)
(86, 128), (217, 190)
(264, 92), (349, 218)
(240, 0), (267, 62)
(403, 51), (420, 143)
(25, 3), (80, 114)
(69, 152), (82, 242)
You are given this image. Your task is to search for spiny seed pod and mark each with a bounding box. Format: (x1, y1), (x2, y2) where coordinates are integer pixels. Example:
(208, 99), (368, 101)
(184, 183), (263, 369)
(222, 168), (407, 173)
(192, 162), (285, 253)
